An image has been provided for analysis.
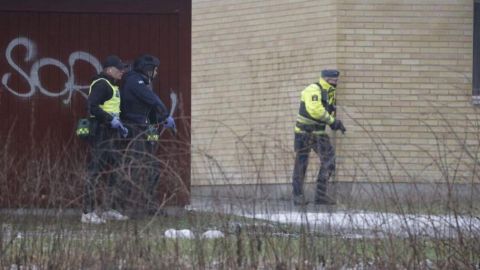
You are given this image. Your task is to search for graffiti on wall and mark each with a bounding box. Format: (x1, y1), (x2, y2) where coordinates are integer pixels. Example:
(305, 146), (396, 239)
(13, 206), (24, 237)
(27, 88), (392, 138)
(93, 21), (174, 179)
(1, 37), (102, 104)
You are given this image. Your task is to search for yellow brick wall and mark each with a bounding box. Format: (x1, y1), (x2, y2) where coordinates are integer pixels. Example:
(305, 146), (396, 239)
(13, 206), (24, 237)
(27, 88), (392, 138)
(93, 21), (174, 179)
(192, 0), (477, 186)
(336, 0), (476, 183)
(192, 0), (338, 185)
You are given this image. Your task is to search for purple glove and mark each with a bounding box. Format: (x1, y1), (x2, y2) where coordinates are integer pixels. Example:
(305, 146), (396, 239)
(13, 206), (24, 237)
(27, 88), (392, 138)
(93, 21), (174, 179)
(111, 117), (128, 137)
(118, 124), (129, 138)
(110, 117), (122, 129)
(164, 116), (176, 130)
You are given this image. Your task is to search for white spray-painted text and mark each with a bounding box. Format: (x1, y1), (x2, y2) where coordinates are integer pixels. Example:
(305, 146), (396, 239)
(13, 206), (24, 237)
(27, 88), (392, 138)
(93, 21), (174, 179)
(1, 37), (102, 104)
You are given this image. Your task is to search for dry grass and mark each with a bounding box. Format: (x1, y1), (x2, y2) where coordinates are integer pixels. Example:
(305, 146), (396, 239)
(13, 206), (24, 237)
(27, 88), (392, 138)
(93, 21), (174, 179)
(1, 117), (480, 269)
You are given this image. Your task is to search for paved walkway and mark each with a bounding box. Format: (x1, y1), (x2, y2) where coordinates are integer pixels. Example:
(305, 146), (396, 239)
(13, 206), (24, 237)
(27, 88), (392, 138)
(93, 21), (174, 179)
(188, 196), (480, 238)
(2, 195), (479, 239)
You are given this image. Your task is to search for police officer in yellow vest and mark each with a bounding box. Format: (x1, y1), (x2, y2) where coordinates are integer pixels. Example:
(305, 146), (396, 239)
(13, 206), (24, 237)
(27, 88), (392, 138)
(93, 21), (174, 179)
(82, 55), (129, 224)
(292, 69), (346, 206)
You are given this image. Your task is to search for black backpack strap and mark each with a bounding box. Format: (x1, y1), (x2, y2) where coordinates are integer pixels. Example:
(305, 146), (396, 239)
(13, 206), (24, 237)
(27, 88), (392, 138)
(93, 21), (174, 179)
(315, 82), (328, 105)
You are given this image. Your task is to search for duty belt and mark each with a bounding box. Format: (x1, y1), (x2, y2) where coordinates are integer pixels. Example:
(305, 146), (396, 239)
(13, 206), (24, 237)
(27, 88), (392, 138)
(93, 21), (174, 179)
(295, 122), (326, 132)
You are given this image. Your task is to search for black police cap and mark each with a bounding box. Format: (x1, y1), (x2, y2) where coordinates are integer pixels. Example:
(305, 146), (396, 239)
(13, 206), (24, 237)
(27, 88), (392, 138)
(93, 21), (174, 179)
(102, 55), (127, 70)
(321, 69), (340, 78)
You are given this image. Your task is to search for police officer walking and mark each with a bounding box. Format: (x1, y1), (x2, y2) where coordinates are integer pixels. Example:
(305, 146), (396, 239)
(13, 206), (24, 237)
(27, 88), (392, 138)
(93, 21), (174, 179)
(82, 55), (129, 224)
(292, 69), (346, 206)
(120, 54), (175, 213)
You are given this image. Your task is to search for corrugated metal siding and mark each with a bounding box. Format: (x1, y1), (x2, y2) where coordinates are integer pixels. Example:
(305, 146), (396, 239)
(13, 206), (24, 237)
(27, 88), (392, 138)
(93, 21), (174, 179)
(0, 0), (191, 207)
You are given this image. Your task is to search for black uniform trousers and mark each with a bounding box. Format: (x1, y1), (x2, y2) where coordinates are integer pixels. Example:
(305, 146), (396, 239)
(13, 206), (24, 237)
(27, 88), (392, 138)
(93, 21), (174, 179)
(84, 122), (125, 213)
(123, 124), (162, 211)
(292, 132), (336, 199)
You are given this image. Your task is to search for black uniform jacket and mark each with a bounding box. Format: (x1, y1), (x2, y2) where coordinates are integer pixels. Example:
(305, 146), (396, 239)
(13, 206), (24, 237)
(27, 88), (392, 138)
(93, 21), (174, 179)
(120, 70), (168, 125)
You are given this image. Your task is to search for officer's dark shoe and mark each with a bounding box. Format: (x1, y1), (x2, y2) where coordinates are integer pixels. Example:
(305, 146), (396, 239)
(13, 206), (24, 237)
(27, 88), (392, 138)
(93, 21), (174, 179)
(314, 196), (336, 205)
(145, 202), (163, 216)
(293, 194), (309, 206)
(146, 207), (167, 217)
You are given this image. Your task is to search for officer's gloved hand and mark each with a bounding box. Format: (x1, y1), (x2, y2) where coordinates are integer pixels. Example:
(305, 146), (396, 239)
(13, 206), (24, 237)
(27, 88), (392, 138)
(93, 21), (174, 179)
(329, 104), (337, 113)
(119, 125), (129, 138)
(110, 117), (122, 129)
(164, 116), (176, 130)
(330, 119), (346, 134)
(111, 117), (129, 138)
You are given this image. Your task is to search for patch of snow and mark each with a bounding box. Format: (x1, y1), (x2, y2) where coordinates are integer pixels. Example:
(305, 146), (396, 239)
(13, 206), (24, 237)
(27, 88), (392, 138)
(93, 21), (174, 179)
(249, 211), (480, 238)
(9, 265), (39, 270)
(164, 229), (195, 239)
(189, 198), (480, 238)
(202, 230), (224, 239)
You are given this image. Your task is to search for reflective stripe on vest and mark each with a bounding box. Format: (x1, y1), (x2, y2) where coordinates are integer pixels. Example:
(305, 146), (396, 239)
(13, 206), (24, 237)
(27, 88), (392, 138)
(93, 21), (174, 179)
(88, 78), (120, 115)
(294, 126), (326, 135)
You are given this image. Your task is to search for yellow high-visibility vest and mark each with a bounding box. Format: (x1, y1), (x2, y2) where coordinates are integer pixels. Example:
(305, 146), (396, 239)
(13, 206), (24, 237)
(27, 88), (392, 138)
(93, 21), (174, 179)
(88, 78), (120, 115)
(295, 78), (336, 134)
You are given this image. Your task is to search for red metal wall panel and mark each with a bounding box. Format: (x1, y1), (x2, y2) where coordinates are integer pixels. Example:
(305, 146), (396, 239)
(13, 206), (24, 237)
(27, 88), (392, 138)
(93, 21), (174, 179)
(0, 0), (191, 207)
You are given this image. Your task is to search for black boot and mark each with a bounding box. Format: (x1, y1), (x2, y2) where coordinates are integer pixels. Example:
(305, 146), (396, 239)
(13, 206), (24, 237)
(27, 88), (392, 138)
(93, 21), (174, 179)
(315, 180), (335, 205)
(314, 195), (336, 205)
(292, 194), (309, 206)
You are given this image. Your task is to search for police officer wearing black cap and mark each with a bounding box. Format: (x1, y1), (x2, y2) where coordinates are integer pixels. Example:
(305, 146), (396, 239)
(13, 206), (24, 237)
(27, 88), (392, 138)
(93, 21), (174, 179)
(82, 55), (129, 224)
(292, 69), (346, 206)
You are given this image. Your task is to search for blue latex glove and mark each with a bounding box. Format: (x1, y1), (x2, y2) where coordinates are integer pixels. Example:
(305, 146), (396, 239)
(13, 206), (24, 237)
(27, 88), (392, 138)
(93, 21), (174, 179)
(164, 116), (176, 130)
(118, 124), (129, 138)
(111, 117), (129, 137)
(110, 117), (122, 129)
